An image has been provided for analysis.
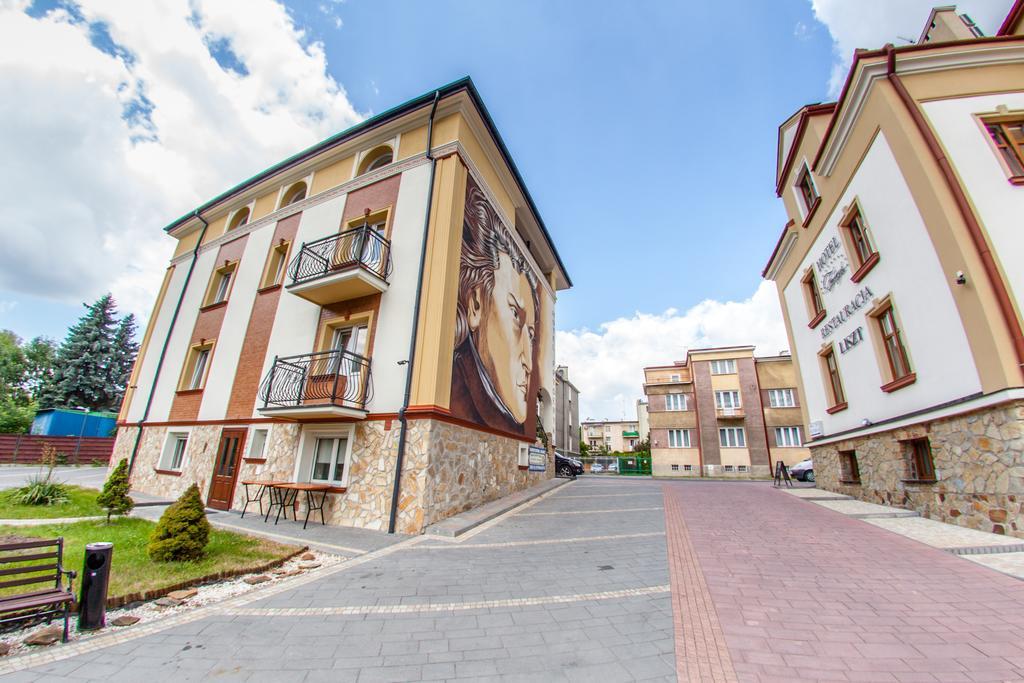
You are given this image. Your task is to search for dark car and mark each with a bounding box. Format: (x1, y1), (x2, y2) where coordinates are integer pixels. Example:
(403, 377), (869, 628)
(555, 452), (584, 478)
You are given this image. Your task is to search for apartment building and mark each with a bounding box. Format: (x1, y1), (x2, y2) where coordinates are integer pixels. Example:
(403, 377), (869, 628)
(582, 419), (641, 453)
(115, 78), (571, 534)
(763, 3), (1024, 537)
(644, 347), (810, 478)
(636, 399), (650, 443)
(553, 365), (580, 457)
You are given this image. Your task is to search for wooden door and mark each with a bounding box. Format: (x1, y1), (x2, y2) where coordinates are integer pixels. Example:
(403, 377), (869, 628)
(207, 429), (246, 511)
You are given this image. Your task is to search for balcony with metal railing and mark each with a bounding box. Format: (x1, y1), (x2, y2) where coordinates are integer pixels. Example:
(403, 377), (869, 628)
(257, 349), (372, 418)
(286, 225), (392, 304)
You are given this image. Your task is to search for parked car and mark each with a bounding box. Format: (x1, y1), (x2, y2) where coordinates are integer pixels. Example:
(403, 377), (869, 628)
(555, 453), (583, 478)
(590, 462), (604, 473)
(790, 458), (814, 482)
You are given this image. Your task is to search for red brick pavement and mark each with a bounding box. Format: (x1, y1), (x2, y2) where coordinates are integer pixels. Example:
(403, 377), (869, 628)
(663, 482), (1024, 683)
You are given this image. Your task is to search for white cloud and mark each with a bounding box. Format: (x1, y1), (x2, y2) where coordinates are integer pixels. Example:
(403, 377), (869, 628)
(809, 0), (1011, 96)
(0, 0), (362, 323)
(556, 282), (790, 422)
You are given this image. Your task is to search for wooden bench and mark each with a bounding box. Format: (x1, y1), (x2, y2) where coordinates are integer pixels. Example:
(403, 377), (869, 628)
(0, 538), (77, 642)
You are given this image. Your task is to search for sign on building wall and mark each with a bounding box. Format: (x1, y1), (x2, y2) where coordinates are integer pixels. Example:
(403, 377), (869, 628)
(528, 445), (547, 472)
(450, 177), (547, 438)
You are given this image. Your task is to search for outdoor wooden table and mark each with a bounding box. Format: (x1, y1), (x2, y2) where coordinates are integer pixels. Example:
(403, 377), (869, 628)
(262, 482), (297, 525)
(239, 480), (278, 519)
(271, 483), (333, 529)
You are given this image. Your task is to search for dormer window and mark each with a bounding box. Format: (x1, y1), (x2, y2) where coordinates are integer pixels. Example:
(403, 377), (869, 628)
(357, 145), (394, 176)
(227, 207), (249, 231)
(281, 182), (307, 208)
(795, 164), (820, 225)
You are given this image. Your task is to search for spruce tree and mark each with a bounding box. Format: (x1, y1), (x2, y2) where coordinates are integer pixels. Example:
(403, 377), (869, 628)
(96, 458), (134, 522)
(110, 314), (139, 404)
(148, 484), (211, 562)
(41, 294), (120, 411)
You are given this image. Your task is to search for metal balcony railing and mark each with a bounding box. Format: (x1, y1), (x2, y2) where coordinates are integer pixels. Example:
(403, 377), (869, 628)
(259, 349), (372, 411)
(288, 225), (392, 287)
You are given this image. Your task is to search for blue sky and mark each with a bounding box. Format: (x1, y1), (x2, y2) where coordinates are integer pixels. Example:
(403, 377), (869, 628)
(285, 0), (838, 334)
(0, 0), (1012, 418)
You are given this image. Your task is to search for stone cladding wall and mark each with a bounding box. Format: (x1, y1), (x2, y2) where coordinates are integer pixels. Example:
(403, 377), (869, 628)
(123, 418), (552, 535)
(813, 400), (1024, 539)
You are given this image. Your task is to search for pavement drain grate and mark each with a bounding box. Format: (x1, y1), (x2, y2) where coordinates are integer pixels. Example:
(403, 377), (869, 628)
(946, 543), (1024, 556)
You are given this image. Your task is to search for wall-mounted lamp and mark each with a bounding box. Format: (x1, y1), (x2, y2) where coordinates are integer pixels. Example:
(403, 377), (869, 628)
(954, 271), (967, 286)
(861, 418), (873, 427)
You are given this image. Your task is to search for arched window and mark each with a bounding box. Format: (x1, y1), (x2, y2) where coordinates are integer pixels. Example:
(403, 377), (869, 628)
(357, 146), (393, 176)
(227, 207), (249, 231)
(281, 181), (307, 208)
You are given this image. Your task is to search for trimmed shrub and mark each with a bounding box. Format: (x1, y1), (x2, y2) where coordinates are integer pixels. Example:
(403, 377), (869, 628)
(97, 458), (134, 522)
(147, 484), (210, 562)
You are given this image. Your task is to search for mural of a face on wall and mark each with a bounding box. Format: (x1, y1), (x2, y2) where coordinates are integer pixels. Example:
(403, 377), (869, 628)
(451, 179), (541, 436)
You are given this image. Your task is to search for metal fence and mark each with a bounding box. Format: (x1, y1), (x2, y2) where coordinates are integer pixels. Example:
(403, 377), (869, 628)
(288, 224), (392, 286)
(260, 348), (372, 411)
(0, 435), (115, 465)
(579, 455), (652, 476)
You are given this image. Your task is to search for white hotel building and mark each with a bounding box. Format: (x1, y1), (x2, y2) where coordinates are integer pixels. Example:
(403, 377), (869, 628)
(763, 3), (1024, 538)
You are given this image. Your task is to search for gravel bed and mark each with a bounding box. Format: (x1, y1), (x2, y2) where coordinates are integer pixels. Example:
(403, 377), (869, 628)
(0, 549), (343, 657)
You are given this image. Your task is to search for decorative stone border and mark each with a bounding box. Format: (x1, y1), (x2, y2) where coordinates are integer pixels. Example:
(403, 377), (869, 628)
(101, 545), (308, 610)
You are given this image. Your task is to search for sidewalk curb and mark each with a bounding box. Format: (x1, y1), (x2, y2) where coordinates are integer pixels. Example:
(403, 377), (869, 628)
(424, 477), (572, 538)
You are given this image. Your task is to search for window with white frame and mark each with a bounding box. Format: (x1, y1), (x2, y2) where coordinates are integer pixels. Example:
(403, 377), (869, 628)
(671, 464), (679, 471)
(715, 390), (740, 409)
(668, 429), (692, 448)
(737, 465), (748, 472)
(683, 464), (692, 472)
(767, 389), (796, 408)
(665, 393), (687, 411)
(774, 426), (802, 447)
(159, 432), (189, 471)
(305, 433), (351, 486)
(248, 428), (269, 459)
(709, 359), (736, 375)
(719, 427), (746, 448)
(517, 444), (529, 467)
(724, 465), (735, 472)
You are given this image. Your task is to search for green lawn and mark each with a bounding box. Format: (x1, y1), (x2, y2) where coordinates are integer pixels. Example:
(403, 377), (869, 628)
(0, 486), (105, 519)
(0, 518), (299, 600)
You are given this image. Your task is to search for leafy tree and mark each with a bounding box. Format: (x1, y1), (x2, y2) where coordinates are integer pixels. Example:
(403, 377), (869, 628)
(148, 484), (211, 562)
(96, 458), (134, 523)
(40, 294), (136, 412)
(0, 397), (34, 433)
(21, 337), (57, 402)
(0, 331), (26, 402)
(579, 440), (590, 457)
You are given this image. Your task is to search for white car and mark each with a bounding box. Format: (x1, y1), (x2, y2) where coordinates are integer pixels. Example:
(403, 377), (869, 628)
(590, 463), (604, 473)
(789, 458), (814, 482)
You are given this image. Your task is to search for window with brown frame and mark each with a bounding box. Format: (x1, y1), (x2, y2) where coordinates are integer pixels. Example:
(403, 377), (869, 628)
(802, 270), (825, 327)
(796, 165), (819, 213)
(873, 302), (914, 389)
(821, 346), (846, 411)
(983, 116), (1024, 181)
(261, 240), (291, 289)
(179, 341), (214, 391)
(841, 205), (879, 282)
(839, 450), (860, 484)
(203, 262), (237, 307)
(903, 438), (936, 483)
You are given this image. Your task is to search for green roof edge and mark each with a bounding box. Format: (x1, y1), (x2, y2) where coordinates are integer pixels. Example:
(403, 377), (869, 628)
(162, 76), (571, 287)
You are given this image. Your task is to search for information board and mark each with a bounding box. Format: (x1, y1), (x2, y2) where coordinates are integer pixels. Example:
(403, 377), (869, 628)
(528, 446), (547, 472)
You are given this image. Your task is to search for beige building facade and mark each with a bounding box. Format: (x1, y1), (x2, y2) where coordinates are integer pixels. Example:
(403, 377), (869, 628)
(582, 419), (641, 453)
(116, 79), (570, 534)
(763, 4), (1024, 538)
(644, 347), (810, 478)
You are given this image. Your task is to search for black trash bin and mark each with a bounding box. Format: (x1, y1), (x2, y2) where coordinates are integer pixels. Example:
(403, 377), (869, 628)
(78, 542), (113, 631)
